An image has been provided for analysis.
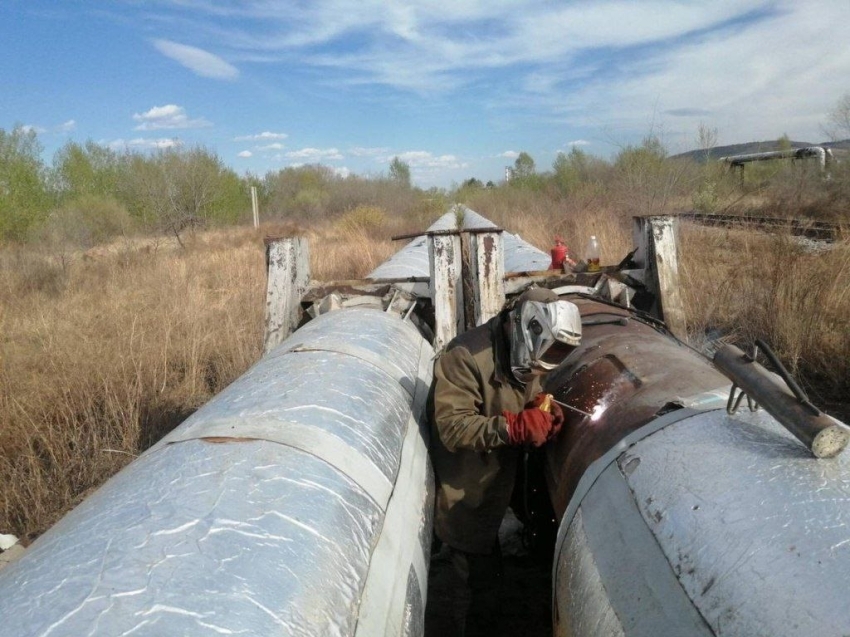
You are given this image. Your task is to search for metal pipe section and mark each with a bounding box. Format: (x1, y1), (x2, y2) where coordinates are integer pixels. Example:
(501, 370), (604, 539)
(714, 343), (850, 458)
(548, 296), (850, 636)
(0, 309), (435, 636)
(720, 146), (828, 170)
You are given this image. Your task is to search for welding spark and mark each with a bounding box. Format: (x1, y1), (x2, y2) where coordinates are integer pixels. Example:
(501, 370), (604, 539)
(590, 403), (607, 422)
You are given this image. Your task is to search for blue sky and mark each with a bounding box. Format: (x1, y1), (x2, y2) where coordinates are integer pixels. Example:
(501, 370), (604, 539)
(2, 1), (848, 188)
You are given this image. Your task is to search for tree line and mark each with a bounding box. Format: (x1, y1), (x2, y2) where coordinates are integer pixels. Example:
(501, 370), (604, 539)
(3, 92), (849, 246)
(0, 127), (422, 246)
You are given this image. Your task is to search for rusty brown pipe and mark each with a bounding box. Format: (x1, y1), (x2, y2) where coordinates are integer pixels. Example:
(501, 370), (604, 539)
(714, 344), (850, 458)
(542, 298), (731, 516)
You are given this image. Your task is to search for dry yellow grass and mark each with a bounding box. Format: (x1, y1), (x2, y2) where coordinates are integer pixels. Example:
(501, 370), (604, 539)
(679, 223), (850, 397)
(459, 189), (633, 264)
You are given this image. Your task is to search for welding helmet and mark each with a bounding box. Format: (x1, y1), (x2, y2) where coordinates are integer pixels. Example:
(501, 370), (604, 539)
(509, 289), (581, 383)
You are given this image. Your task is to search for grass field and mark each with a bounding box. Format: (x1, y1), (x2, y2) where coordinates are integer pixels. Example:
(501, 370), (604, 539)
(1, 203), (848, 542)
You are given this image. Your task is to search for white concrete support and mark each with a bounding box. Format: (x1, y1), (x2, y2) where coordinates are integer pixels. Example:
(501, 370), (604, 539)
(263, 236), (311, 355)
(429, 233), (463, 352)
(632, 216), (687, 340)
(470, 231), (505, 326)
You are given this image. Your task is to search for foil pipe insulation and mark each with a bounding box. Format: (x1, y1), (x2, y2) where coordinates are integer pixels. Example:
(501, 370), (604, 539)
(545, 297), (850, 636)
(367, 209), (460, 280)
(0, 308), (435, 637)
(368, 207), (550, 280)
(553, 409), (850, 637)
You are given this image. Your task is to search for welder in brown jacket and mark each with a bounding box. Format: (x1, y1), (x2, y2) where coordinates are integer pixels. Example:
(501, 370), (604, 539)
(430, 287), (582, 635)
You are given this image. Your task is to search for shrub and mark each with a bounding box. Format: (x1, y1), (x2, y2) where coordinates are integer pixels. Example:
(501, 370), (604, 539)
(292, 188), (331, 217)
(44, 194), (134, 248)
(5, 249), (67, 297)
(335, 205), (387, 234)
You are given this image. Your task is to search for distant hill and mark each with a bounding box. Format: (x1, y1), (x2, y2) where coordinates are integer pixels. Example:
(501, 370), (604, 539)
(672, 139), (850, 163)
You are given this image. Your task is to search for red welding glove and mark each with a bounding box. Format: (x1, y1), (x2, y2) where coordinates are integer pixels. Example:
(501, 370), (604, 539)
(530, 393), (565, 441)
(503, 408), (552, 447)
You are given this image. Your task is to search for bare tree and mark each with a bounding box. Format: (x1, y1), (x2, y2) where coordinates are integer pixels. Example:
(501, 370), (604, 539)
(697, 123), (718, 161)
(388, 157), (411, 187)
(824, 93), (850, 141)
(121, 147), (243, 247)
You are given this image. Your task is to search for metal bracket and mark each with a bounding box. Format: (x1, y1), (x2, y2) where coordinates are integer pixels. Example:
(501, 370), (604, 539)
(726, 383), (759, 415)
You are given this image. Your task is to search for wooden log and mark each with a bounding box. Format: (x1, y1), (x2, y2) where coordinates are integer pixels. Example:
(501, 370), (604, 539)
(263, 236), (311, 355)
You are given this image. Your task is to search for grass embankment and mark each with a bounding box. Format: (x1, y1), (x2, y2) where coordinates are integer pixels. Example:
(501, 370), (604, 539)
(1, 202), (849, 542)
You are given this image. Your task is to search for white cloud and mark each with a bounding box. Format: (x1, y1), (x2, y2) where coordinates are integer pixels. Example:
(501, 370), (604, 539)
(107, 137), (183, 150)
(333, 166), (351, 178)
(233, 131), (288, 142)
(238, 150), (252, 158)
(349, 146), (390, 157)
(56, 120), (76, 133)
(498, 150), (519, 159)
(257, 143), (285, 151)
(153, 39), (239, 80)
(395, 150), (464, 169)
(566, 140), (590, 147)
(122, 1), (850, 152)
(286, 147), (344, 161)
(536, 1), (850, 147)
(21, 124), (46, 135)
(184, 0), (769, 93)
(133, 104), (212, 130)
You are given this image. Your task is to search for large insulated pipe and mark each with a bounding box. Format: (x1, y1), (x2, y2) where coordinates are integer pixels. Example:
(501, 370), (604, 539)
(0, 309), (434, 636)
(546, 296), (850, 636)
(542, 297), (731, 514)
(369, 205), (550, 280)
